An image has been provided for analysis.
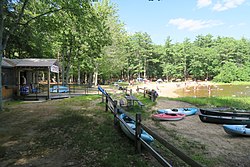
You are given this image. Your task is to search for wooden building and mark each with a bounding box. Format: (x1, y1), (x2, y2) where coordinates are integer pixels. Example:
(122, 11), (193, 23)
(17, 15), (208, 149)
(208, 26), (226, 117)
(2, 57), (60, 100)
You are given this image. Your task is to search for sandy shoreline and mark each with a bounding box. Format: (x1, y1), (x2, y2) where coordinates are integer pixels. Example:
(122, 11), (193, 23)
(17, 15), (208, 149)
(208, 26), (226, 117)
(102, 81), (214, 98)
(128, 81), (214, 98)
(130, 81), (213, 98)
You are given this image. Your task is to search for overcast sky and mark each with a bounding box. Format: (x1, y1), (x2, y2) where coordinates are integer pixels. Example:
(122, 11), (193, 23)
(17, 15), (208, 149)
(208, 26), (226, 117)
(110, 0), (250, 44)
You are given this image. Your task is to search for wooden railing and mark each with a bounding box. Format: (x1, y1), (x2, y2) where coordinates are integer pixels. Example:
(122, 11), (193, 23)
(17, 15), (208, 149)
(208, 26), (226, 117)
(98, 86), (203, 167)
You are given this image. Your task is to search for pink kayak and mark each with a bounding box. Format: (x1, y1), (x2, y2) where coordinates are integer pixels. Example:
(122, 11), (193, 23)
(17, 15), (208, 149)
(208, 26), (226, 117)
(152, 113), (186, 121)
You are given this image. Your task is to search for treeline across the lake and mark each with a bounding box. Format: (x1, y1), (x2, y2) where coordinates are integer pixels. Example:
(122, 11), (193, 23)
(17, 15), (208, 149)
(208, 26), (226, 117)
(157, 35), (250, 83)
(2, 0), (250, 85)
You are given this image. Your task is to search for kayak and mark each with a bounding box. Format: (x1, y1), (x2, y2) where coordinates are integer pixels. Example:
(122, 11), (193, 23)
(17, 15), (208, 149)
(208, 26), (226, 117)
(157, 107), (198, 116)
(50, 85), (69, 93)
(119, 113), (154, 144)
(152, 113), (185, 121)
(223, 124), (250, 136)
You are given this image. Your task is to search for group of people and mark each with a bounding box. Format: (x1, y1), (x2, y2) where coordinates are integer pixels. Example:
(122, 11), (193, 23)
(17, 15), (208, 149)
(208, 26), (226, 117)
(146, 89), (158, 102)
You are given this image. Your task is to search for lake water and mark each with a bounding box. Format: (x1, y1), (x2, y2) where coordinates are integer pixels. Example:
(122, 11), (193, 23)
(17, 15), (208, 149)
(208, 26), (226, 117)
(175, 85), (250, 97)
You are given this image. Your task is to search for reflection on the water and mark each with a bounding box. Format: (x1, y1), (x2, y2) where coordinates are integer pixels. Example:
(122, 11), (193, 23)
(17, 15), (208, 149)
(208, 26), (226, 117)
(175, 84), (250, 97)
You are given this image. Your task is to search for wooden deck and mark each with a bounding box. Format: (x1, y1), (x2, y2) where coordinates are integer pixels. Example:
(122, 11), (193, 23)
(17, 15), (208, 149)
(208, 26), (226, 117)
(16, 87), (99, 101)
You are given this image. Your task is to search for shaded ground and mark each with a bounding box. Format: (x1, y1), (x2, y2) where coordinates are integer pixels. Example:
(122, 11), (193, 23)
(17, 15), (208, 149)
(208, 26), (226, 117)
(145, 98), (250, 167)
(0, 98), (156, 167)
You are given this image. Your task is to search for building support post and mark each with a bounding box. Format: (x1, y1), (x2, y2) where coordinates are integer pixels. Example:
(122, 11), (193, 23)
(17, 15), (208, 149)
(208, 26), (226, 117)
(47, 67), (50, 99)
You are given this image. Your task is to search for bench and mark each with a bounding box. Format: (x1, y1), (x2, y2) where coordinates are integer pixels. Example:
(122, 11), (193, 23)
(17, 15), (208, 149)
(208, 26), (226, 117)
(137, 101), (145, 108)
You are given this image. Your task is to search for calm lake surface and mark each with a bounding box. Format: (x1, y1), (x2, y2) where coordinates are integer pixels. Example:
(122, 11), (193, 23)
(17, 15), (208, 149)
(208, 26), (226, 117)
(175, 85), (250, 97)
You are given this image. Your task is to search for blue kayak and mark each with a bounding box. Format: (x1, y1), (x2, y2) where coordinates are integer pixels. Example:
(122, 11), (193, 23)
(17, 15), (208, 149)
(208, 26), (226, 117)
(98, 86), (107, 95)
(50, 85), (69, 93)
(119, 113), (154, 144)
(223, 124), (250, 136)
(157, 108), (199, 116)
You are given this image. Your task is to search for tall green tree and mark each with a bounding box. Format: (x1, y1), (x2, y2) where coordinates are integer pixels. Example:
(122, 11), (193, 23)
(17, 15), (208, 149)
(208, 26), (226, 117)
(127, 32), (153, 79)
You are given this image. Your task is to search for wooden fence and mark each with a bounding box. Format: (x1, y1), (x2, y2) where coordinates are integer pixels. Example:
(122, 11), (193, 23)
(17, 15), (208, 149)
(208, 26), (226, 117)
(98, 86), (203, 167)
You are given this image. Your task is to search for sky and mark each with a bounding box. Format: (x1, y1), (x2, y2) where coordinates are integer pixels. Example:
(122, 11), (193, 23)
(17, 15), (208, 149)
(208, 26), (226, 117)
(109, 0), (250, 45)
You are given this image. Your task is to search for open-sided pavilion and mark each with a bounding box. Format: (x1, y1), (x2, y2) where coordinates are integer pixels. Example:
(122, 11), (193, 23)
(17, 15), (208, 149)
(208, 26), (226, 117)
(2, 57), (60, 100)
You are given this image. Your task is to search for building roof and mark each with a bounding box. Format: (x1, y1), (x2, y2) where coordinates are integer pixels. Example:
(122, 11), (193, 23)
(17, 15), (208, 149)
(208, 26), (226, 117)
(2, 58), (15, 68)
(2, 58), (59, 68)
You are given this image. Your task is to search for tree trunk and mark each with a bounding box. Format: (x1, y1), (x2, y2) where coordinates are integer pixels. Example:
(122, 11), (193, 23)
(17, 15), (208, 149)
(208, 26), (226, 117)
(94, 70), (98, 86)
(84, 73), (87, 84)
(65, 39), (73, 85)
(0, 1), (4, 111)
(57, 52), (60, 83)
(77, 49), (81, 85)
(94, 62), (98, 86)
(128, 69), (130, 82)
(61, 48), (65, 85)
(144, 58), (147, 79)
(137, 50), (141, 79)
(77, 63), (81, 85)
(138, 61), (141, 79)
(88, 73), (93, 87)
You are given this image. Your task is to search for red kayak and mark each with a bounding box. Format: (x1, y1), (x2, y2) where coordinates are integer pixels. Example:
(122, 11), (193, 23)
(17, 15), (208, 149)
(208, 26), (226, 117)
(152, 113), (186, 121)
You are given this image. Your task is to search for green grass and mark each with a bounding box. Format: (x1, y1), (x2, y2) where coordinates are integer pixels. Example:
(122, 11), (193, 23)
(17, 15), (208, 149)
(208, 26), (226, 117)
(0, 95), (159, 167)
(35, 95), (155, 167)
(170, 96), (250, 110)
(212, 81), (250, 85)
(3, 100), (23, 111)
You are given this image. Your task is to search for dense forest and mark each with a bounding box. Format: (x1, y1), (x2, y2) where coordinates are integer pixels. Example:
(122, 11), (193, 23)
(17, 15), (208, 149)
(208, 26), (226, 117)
(1, 0), (250, 85)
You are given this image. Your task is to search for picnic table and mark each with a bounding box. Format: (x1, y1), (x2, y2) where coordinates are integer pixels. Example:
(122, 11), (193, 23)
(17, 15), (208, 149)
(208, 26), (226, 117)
(125, 95), (139, 107)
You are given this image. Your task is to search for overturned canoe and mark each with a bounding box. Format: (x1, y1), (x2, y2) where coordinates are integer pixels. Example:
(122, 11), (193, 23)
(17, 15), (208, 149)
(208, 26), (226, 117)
(152, 113), (186, 121)
(199, 114), (250, 125)
(119, 113), (154, 144)
(157, 108), (198, 116)
(223, 124), (250, 136)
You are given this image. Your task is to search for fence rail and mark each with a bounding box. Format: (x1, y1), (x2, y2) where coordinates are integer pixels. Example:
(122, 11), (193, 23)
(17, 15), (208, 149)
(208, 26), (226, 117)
(98, 86), (203, 167)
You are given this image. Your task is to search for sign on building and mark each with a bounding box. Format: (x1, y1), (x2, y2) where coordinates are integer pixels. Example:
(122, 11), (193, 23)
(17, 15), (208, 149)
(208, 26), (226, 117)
(50, 65), (59, 73)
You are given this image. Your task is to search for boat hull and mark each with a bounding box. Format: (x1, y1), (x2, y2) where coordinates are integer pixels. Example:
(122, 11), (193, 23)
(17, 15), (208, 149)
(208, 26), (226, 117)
(223, 125), (250, 136)
(119, 114), (154, 143)
(50, 86), (69, 93)
(157, 108), (198, 116)
(152, 113), (185, 121)
(199, 114), (250, 125)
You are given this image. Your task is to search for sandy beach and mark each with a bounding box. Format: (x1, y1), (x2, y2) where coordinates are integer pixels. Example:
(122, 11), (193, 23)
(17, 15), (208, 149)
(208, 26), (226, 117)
(130, 81), (213, 98)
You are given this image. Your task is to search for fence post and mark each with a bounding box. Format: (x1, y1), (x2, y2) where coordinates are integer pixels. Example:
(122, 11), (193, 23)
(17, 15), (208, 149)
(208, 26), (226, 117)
(105, 95), (108, 112)
(113, 100), (118, 126)
(143, 87), (146, 98)
(69, 84), (71, 95)
(135, 113), (142, 153)
(102, 93), (104, 103)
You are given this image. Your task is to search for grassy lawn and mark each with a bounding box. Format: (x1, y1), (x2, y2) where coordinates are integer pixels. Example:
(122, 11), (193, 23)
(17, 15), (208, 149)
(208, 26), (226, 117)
(0, 95), (158, 167)
(171, 96), (250, 110)
(212, 81), (250, 85)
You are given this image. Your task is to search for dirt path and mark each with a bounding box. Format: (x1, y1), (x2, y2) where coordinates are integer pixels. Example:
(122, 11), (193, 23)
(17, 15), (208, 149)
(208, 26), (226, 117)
(145, 98), (250, 167)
